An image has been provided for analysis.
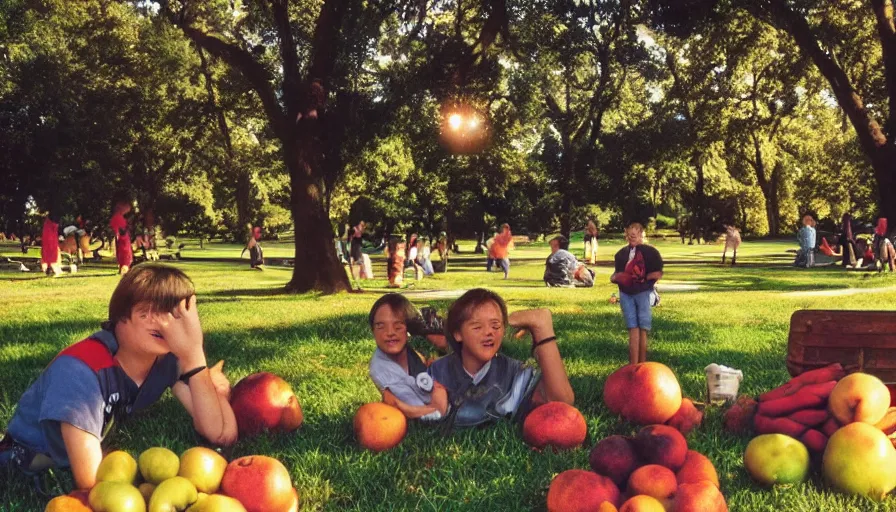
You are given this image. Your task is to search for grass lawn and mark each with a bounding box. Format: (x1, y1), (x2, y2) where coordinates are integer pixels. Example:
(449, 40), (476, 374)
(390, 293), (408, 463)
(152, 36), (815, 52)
(2, 238), (896, 511)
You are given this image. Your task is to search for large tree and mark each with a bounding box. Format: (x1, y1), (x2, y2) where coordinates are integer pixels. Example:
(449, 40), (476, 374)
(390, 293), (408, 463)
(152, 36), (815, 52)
(156, 0), (362, 293)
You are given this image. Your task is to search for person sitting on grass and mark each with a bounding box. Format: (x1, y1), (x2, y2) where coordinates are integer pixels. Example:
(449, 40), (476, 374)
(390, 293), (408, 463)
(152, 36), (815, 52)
(0, 264), (237, 491)
(873, 218), (896, 272)
(610, 222), (664, 365)
(429, 289), (574, 428)
(368, 294), (448, 421)
(543, 235), (592, 287)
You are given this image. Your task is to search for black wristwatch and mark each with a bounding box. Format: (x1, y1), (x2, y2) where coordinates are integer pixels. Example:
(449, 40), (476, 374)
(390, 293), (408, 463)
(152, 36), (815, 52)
(179, 366), (207, 384)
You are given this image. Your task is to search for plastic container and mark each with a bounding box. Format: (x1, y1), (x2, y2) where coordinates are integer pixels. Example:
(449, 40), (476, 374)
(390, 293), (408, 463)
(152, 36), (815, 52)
(704, 363), (743, 405)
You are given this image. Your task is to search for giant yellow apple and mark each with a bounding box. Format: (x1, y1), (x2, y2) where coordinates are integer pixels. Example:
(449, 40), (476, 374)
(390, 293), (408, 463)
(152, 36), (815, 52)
(88, 481), (146, 512)
(823, 422), (896, 499)
(96, 450), (138, 484)
(148, 476), (199, 512)
(179, 447), (228, 493)
(828, 373), (891, 425)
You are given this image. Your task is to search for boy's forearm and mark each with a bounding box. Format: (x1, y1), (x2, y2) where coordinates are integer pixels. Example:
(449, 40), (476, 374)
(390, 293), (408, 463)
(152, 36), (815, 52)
(187, 371), (238, 445)
(61, 422), (103, 490)
(533, 341), (574, 405)
(646, 271), (663, 281)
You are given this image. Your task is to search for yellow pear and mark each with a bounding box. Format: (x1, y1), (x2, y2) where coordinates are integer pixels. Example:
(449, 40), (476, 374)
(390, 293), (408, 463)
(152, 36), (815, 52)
(178, 447), (227, 493)
(88, 481), (146, 512)
(139, 447), (180, 485)
(148, 476), (198, 512)
(96, 450), (138, 484)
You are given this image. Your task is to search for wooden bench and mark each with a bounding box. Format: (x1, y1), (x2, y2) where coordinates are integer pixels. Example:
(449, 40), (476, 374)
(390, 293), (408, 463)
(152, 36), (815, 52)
(787, 310), (896, 382)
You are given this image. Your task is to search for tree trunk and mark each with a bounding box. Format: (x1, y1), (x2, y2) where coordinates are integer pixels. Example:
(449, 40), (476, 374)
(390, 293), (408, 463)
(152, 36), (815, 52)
(285, 137), (351, 293)
(752, 135), (779, 235)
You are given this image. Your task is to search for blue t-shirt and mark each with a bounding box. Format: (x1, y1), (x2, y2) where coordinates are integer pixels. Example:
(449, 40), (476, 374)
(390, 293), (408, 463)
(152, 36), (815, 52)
(429, 353), (538, 427)
(5, 329), (179, 467)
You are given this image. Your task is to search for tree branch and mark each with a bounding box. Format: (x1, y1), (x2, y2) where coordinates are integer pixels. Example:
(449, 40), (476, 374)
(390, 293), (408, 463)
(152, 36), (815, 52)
(272, 0), (301, 122)
(870, 0), (896, 135)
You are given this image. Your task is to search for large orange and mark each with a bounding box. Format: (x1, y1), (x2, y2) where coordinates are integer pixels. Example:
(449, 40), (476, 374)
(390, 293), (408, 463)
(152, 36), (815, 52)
(353, 402), (407, 452)
(45, 494), (91, 512)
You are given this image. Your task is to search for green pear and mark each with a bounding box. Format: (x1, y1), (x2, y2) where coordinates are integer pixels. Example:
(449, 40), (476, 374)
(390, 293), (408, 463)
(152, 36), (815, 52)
(178, 447), (227, 493)
(744, 433), (809, 486)
(148, 476), (198, 512)
(96, 450), (138, 484)
(88, 481), (146, 512)
(186, 494), (247, 512)
(139, 447), (180, 485)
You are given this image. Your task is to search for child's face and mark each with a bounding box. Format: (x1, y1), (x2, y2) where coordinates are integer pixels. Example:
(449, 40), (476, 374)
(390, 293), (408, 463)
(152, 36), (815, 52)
(455, 301), (505, 365)
(116, 303), (171, 356)
(626, 227), (643, 246)
(372, 305), (408, 356)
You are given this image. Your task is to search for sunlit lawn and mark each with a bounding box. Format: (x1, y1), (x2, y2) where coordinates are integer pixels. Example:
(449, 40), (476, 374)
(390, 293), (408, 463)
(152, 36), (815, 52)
(2, 238), (896, 511)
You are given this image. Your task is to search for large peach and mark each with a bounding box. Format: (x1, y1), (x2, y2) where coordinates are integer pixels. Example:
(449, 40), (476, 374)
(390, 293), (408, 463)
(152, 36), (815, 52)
(619, 495), (666, 512)
(823, 422), (896, 499)
(627, 464), (677, 502)
(666, 398), (703, 435)
(673, 481), (727, 512)
(546, 469), (621, 512)
(604, 363), (682, 425)
(676, 450), (719, 488)
(523, 402), (587, 451)
(589, 435), (640, 486)
(230, 372), (304, 438)
(354, 402), (407, 452)
(220, 455), (294, 512)
(828, 373), (890, 425)
(634, 425), (688, 471)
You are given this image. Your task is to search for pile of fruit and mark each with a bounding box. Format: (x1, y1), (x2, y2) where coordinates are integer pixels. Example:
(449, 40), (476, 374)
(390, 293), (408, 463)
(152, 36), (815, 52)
(737, 366), (896, 500)
(604, 362), (703, 435)
(45, 447), (298, 512)
(546, 424), (726, 511)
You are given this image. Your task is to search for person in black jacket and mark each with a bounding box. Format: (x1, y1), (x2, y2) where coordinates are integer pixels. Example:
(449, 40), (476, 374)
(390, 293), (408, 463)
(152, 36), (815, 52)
(610, 222), (664, 364)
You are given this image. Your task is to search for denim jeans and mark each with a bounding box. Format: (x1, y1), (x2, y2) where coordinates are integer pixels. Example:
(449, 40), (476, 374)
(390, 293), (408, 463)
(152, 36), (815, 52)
(620, 290), (652, 330)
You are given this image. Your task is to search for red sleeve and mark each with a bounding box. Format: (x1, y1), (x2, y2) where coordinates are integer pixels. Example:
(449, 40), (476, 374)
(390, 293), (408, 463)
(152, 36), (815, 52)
(109, 214), (124, 231)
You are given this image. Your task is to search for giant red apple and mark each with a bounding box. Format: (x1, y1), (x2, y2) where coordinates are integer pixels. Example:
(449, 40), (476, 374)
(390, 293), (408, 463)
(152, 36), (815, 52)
(220, 455), (294, 512)
(230, 372), (303, 438)
(604, 363), (682, 425)
(546, 469), (621, 512)
(522, 402), (587, 451)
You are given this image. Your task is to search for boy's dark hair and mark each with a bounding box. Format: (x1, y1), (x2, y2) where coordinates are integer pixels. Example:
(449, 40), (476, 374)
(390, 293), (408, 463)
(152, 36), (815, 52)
(368, 293), (425, 334)
(445, 288), (508, 353)
(551, 235), (570, 250)
(105, 264), (195, 330)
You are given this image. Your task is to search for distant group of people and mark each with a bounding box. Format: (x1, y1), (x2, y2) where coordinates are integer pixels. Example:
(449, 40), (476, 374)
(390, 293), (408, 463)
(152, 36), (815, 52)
(796, 213), (895, 272)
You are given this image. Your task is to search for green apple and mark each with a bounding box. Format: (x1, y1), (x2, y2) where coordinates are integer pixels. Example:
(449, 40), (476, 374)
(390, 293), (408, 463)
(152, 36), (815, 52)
(139, 447), (181, 485)
(88, 481), (146, 512)
(178, 447), (227, 493)
(743, 433), (809, 486)
(148, 476), (198, 512)
(96, 450), (138, 484)
(186, 494), (247, 512)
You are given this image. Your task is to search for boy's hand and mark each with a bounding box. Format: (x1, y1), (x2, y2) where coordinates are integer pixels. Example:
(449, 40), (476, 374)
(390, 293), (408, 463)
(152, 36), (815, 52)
(509, 309), (555, 343)
(159, 295), (206, 368)
(208, 360), (231, 400)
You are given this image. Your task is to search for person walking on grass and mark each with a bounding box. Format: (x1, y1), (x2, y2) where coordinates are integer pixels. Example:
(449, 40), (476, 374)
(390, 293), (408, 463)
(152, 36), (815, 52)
(795, 215), (816, 268)
(584, 220), (599, 265)
(610, 222), (664, 365)
(241, 226), (264, 270)
(490, 224), (514, 279)
(347, 220), (366, 279)
(110, 200), (133, 275)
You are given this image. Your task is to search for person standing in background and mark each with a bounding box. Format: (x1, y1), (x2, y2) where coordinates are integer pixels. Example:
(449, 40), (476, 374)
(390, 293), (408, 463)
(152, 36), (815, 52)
(40, 211), (62, 277)
(584, 220), (599, 265)
(491, 224), (514, 279)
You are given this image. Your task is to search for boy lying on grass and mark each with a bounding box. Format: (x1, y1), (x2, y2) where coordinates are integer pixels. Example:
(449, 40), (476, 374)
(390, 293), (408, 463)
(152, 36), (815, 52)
(368, 294), (449, 420)
(429, 289), (574, 427)
(0, 264), (237, 491)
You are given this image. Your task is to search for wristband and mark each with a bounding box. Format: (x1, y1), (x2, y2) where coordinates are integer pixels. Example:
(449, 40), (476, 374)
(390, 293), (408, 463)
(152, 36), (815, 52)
(179, 366), (207, 384)
(531, 336), (557, 355)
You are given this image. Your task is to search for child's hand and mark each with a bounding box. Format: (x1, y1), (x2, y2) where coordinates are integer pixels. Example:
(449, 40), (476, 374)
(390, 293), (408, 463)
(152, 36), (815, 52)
(208, 360), (231, 400)
(509, 309), (555, 343)
(159, 295), (206, 368)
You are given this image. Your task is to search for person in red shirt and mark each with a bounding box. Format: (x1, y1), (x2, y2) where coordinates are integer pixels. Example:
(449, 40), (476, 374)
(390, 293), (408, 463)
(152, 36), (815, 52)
(110, 200), (133, 274)
(40, 212), (62, 277)
(491, 224), (514, 279)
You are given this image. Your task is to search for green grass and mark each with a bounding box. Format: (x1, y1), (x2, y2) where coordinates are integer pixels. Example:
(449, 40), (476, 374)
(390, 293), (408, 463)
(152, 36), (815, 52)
(2, 239), (896, 511)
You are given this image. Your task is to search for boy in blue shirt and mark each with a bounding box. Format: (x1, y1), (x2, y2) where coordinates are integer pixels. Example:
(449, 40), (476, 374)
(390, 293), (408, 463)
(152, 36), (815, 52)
(1, 264), (237, 491)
